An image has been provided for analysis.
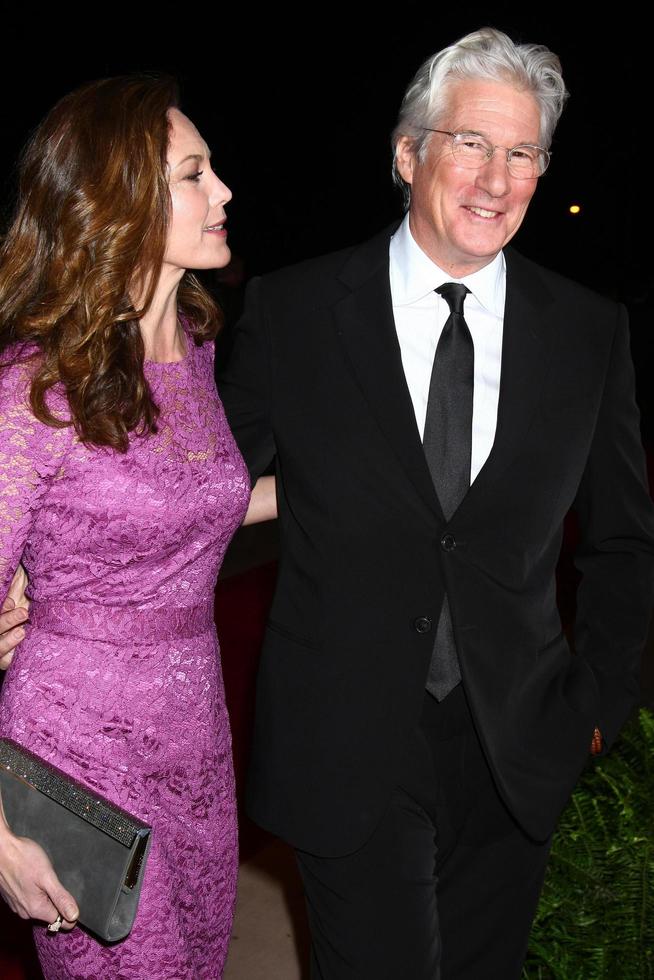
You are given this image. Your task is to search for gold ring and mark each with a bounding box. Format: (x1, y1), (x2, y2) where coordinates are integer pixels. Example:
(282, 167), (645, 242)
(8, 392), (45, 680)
(47, 914), (63, 933)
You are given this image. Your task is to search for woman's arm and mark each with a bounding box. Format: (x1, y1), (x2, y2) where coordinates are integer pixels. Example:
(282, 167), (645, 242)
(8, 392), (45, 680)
(242, 474), (277, 526)
(0, 361), (78, 927)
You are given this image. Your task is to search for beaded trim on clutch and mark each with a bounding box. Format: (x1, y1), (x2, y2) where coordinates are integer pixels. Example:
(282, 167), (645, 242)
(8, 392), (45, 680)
(0, 737), (151, 941)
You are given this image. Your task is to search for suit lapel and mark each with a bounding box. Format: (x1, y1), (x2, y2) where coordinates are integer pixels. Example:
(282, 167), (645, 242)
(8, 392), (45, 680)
(457, 247), (556, 517)
(331, 233), (557, 523)
(332, 226), (443, 518)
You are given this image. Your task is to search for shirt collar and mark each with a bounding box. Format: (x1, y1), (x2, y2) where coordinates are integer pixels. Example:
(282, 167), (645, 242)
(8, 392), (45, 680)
(389, 213), (505, 317)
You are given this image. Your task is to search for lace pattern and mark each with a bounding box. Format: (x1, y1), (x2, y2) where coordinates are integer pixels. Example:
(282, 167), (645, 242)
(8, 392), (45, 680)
(0, 336), (250, 978)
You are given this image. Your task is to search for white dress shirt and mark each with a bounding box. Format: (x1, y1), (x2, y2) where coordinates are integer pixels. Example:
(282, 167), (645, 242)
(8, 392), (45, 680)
(389, 215), (505, 484)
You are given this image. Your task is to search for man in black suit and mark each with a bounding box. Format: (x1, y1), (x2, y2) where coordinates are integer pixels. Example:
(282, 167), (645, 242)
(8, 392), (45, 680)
(218, 27), (654, 979)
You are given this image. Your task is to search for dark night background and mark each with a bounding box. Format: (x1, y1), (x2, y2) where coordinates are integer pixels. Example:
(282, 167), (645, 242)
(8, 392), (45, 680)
(0, 11), (652, 973)
(1, 8), (651, 435)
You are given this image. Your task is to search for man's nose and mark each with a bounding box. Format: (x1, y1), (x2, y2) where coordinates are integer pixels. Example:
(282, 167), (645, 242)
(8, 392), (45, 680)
(474, 150), (511, 197)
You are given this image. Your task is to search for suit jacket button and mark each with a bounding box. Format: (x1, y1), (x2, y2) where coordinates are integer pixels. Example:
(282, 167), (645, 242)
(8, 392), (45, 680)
(414, 617), (432, 633)
(441, 534), (456, 551)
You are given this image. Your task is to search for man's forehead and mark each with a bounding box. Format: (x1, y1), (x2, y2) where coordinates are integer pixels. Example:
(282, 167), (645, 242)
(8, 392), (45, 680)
(437, 78), (541, 135)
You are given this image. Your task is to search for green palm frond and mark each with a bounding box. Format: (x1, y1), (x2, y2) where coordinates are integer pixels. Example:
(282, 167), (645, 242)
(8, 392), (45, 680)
(524, 708), (654, 980)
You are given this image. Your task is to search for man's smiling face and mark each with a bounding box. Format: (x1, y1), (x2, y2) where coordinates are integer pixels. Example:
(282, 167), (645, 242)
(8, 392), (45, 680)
(395, 77), (542, 277)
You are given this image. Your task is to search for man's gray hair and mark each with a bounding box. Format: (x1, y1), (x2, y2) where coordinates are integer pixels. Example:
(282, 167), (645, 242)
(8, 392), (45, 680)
(391, 27), (569, 207)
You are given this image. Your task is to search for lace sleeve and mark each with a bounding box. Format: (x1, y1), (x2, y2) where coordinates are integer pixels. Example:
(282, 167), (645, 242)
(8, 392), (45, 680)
(0, 356), (74, 600)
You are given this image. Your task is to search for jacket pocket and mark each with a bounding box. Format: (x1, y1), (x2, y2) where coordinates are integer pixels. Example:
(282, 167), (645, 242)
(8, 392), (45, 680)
(266, 620), (322, 652)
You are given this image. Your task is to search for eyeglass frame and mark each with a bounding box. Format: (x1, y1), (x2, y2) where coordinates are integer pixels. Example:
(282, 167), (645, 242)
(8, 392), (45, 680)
(421, 128), (551, 178)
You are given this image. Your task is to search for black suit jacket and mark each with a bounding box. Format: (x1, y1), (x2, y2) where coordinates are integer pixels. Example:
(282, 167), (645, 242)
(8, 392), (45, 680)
(218, 225), (654, 856)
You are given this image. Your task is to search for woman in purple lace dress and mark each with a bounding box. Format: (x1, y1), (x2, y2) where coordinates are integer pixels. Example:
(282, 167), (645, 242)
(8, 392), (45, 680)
(0, 76), (274, 978)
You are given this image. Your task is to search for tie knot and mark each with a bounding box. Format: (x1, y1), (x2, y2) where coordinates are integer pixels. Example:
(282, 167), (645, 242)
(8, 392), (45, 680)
(436, 282), (470, 316)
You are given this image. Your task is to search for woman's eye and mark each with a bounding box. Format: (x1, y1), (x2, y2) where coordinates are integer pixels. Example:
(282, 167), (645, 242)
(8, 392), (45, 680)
(185, 171), (203, 182)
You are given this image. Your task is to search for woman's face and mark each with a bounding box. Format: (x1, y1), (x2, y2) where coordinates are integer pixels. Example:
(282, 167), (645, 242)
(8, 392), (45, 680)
(163, 108), (232, 273)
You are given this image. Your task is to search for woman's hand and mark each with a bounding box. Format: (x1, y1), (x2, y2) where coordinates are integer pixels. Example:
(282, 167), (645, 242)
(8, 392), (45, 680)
(0, 825), (79, 930)
(0, 565), (30, 671)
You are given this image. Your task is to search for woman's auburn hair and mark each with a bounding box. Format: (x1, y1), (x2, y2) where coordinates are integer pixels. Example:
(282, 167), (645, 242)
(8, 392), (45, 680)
(0, 74), (221, 451)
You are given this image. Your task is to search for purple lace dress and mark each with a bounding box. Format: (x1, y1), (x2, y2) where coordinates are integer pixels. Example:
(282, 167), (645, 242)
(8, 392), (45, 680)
(0, 335), (249, 978)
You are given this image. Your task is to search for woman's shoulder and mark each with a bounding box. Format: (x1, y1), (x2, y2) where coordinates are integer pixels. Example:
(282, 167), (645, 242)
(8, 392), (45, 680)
(0, 342), (41, 397)
(0, 343), (70, 426)
(0, 344), (75, 499)
(0, 339), (41, 364)
(179, 316), (215, 370)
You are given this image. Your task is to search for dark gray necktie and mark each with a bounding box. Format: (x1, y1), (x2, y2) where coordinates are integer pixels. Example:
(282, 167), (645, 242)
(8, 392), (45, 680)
(423, 282), (473, 700)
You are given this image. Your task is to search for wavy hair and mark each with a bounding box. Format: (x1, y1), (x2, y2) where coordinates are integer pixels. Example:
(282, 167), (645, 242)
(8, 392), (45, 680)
(0, 74), (221, 451)
(391, 27), (569, 207)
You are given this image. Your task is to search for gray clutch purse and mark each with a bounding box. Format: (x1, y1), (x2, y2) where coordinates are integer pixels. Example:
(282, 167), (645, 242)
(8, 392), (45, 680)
(0, 737), (151, 942)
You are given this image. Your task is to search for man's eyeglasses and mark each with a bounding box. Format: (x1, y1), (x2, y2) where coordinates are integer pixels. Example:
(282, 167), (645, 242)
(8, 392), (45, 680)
(422, 129), (551, 179)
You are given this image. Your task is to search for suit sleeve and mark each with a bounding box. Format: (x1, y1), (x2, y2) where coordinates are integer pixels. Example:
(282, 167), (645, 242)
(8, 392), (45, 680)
(217, 276), (277, 483)
(573, 305), (654, 749)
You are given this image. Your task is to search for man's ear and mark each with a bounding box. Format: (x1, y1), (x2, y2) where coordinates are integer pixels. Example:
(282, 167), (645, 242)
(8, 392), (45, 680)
(395, 136), (416, 185)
